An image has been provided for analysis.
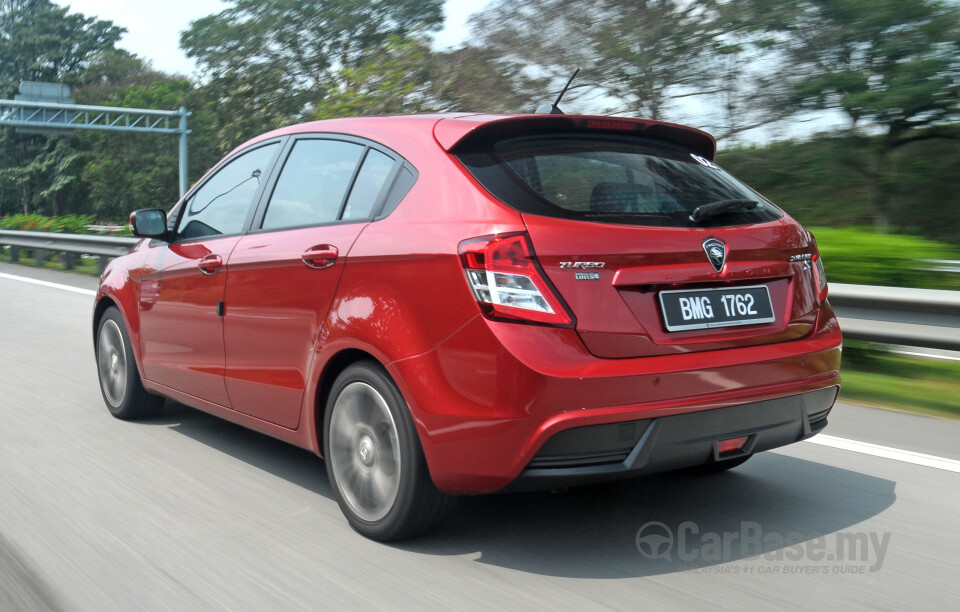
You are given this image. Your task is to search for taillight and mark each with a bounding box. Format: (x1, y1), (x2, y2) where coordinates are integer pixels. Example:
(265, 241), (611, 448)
(459, 232), (574, 326)
(807, 231), (828, 304)
(813, 253), (828, 303)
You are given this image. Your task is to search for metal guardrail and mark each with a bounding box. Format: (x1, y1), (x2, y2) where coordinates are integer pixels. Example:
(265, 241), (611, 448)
(0, 229), (139, 274)
(829, 283), (960, 352)
(0, 230), (957, 350)
(86, 224), (127, 234)
(922, 259), (960, 274)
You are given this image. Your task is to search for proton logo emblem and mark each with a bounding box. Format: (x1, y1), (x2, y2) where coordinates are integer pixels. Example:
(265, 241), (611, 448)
(702, 238), (726, 273)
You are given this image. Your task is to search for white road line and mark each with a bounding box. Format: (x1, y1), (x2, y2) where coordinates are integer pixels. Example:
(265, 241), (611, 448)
(805, 434), (960, 473)
(0, 272), (96, 296)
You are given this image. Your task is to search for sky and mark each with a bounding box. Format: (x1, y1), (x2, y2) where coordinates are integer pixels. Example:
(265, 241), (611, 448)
(53, 0), (494, 77)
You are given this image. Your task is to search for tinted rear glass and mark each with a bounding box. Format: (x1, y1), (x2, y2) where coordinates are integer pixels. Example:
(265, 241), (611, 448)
(455, 135), (782, 227)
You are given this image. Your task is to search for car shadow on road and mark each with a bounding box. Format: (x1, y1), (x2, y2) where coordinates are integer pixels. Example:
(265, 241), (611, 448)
(404, 452), (897, 578)
(148, 400), (334, 499)
(150, 401), (896, 579)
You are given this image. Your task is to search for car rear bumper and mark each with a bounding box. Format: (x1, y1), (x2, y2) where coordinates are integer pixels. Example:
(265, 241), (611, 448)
(503, 385), (837, 492)
(390, 304), (842, 494)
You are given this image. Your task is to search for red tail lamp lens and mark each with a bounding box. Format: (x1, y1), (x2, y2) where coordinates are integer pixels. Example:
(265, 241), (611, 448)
(459, 233), (574, 326)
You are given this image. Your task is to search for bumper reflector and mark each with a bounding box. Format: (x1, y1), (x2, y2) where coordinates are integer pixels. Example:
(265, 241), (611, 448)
(717, 436), (750, 455)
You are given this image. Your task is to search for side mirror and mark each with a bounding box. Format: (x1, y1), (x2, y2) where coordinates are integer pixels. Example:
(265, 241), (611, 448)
(129, 209), (168, 238)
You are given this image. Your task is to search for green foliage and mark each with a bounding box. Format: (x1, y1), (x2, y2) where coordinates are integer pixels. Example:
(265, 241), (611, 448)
(719, 136), (873, 226)
(718, 127), (960, 244)
(0, 213), (92, 233)
(0, 0), (124, 97)
(809, 227), (960, 290)
(0, 0), (124, 217)
(181, 0), (444, 151)
(740, 0), (960, 135)
(310, 34), (550, 118)
(76, 73), (220, 219)
(431, 46), (551, 113)
(733, 0), (960, 226)
(312, 34), (438, 119)
(470, 0), (730, 119)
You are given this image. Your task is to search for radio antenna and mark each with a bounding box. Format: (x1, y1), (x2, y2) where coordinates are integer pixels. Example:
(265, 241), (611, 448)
(535, 68), (580, 114)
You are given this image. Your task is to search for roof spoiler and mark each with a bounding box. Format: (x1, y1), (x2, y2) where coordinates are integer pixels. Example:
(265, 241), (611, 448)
(435, 114), (717, 159)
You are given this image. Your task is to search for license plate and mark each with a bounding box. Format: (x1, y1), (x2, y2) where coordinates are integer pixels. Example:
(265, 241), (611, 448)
(659, 285), (775, 332)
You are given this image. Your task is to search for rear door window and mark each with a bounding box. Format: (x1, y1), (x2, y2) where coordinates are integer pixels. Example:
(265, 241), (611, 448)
(260, 139), (404, 229)
(262, 139), (365, 230)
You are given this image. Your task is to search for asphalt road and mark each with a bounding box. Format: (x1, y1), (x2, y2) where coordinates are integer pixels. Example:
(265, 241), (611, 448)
(1, 261), (959, 611)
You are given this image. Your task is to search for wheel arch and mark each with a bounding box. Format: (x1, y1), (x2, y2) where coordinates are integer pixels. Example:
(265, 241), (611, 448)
(92, 295), (119, 346)
(93, 293), (146, 380)
(314, 348), (382, 458)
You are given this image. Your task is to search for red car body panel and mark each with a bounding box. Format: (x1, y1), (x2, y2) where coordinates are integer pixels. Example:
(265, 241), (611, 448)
(138, 236), (240, 406)
(95, 113), (842, 495)
(222, 223), (367, 429)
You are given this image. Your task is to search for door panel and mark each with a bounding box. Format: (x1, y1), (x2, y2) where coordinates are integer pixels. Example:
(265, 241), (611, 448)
(137, 141), (282, 407)
(221, 138), (394, 429)
(139, 237), (240, 406)
(223, 225), (365, 428)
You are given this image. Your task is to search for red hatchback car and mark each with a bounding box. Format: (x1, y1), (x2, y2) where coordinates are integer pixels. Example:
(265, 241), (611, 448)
(94, 113), (842, 540)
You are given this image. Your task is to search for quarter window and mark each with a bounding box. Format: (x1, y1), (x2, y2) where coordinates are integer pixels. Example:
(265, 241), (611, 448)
(177, 143), (278, 240)
(342, 149), (396, 220)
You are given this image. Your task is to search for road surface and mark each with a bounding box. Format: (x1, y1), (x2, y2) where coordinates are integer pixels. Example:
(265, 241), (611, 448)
(1, 261), (958, 610)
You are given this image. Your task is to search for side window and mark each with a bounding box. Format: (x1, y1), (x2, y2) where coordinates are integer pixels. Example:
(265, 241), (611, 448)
(342, 149), (396, 220)
(177, 143), (278, 240)
(262, 139), (365, 230)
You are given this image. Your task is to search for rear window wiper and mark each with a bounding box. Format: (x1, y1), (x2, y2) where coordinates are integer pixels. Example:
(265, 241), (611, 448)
(689, 199), (758, 223)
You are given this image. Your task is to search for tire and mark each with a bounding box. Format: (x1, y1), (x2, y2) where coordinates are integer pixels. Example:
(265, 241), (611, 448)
(323, 361), (450, 541)
(683, 454), (752, 475)
(96, 307), (164, 420)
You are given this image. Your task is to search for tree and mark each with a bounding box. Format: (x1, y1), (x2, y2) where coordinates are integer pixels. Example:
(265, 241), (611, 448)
(75, 55), (221, 220)
(310, 35), (551, 119)
(181, 0), (444, 151)
(0, 0), (124, 215)
(430, 46), (551, 113)
(0, 0), (124, 97)
(312, 34), (438, 119)
(737, 0), (960, 228)
(468, 0), (729, 120)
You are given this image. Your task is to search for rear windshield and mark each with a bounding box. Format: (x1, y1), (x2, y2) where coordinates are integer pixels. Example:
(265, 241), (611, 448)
(455, 134), (783, 228)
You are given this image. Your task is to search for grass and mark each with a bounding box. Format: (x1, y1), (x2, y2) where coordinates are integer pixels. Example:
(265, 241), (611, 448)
(809, 226), (960, 290)
(0, 247), (101, 276)
(839, 344), (960, 421)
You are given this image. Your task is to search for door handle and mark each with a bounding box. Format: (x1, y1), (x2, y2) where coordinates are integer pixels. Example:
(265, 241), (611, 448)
(302, 245), (339, 269)
(198, 254), (224, 275)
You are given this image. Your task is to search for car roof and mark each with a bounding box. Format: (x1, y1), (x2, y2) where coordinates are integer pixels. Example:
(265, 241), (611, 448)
(231, 113), (717, 161)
